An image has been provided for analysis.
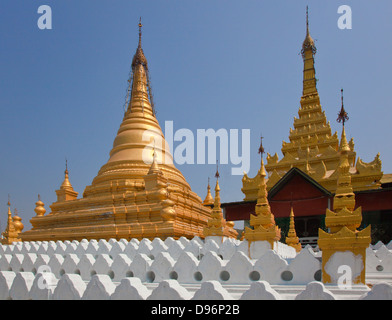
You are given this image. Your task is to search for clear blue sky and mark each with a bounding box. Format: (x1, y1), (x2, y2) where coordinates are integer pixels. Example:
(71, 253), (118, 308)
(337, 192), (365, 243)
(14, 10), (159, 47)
(1, 0), (391, 231)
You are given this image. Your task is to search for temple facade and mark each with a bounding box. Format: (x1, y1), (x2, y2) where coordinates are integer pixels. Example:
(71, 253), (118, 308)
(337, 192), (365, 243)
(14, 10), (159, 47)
(19, 21), (234, 242)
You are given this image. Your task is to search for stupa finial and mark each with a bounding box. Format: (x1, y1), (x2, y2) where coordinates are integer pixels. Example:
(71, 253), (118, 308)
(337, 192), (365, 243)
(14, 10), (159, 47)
(301, 6), (316, 58)
(138, 17), (142, 47)
(306, 6), (309, 33)
(215, 161), (220, 179)
(258, 134), (265, 157)
(337, 88), (349, 127)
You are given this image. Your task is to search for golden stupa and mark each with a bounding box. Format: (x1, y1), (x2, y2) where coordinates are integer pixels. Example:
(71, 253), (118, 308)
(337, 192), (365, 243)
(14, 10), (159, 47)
(244, 139), (281, 247)
(203, 168), (238, 240)
(242, 8), (383, 201)
(20, 21), (215, 242)
(1, 199), (24, 245)
(318, 109), (371, 284)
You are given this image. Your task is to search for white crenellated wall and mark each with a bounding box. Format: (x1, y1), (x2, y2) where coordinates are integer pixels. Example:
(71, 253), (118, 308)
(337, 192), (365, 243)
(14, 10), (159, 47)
(0, 237), (391, 300)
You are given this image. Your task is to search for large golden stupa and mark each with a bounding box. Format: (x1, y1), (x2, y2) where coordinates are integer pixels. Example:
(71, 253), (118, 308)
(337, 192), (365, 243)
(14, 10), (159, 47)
(242, 9), (383, 201)
(20, 21), (216, 242)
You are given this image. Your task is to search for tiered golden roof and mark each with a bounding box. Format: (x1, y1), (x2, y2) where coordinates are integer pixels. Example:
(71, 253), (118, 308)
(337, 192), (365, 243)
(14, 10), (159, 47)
(20, 21), (212, 242)
(242, 8), (383, 201)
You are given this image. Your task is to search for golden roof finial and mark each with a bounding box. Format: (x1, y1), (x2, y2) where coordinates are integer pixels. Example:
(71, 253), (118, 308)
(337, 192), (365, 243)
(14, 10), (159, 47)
(301, 6), (316, 57)
(258, 135), (267, 177)
(138, 17), (143, 47)
(132, 17), (148, 70)
(215, 160), (220, 179)
(337, 88), (349, 127)
(306, 5), (309, 34)
(61, 158), (73, 189)
(35, 194), (46, 217)
(258, 134), (265, 157)
(337, 89), (351, 152)
(65, 157), (69, 175)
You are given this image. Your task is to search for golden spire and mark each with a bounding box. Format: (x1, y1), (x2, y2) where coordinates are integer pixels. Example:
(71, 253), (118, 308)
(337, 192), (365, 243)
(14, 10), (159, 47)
(1, 196), (19, 244)
(148, 141), (161, 175)
(203, 164), (238, 240)
(126, 18), (156, 116)
(301, 6), (318, 97)
(138, 17), (142, 47)
(203, 177), (214, 206)
(6, 197), (14, 233)
(56, 160), (78, 202)
(132, 17), (148, 70)
(84, 17), (188, 198)
(60, 159), (73, 190)
(301, 6), (317, 57)
(333, 96), (356, 214)
(213, 162), (221, 210)
(244, 138), (281, 246)
(285, 206), (301, 252)
(318, 94), (371, 285)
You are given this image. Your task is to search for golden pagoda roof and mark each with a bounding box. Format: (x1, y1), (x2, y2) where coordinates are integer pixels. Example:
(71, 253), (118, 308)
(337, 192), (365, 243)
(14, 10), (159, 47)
(242, 9), (383, 201)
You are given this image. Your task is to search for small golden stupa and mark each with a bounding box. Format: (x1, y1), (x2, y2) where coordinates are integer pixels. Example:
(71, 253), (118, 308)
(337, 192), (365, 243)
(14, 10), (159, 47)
(242, 7), (383, 201)
(244, 138), (281, 247)
(318, 98), (371, 285)
(1, 198), (23, 245)
(20, 20), (213, 242)
(202, 178), (214, 206)
(285, 207), (301, 252)
(203, 166), (238, 241)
